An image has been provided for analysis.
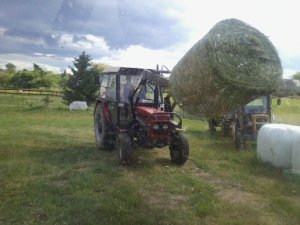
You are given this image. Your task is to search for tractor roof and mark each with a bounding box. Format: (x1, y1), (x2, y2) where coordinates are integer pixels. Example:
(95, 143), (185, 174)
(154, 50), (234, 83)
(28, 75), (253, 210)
(102, 66), (169, 87)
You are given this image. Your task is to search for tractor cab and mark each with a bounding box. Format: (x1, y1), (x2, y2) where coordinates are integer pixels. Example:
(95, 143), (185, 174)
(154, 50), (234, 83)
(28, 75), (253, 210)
(98, 67), (170, 127)
(231, 94), (272, 149)
(241, 95), (271, 133)
(94, 67), (189, 165)
(209, 94), (272, 149)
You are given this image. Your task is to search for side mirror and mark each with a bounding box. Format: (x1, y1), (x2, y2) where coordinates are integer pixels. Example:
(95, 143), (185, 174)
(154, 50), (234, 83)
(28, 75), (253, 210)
(277, 98), (281, 105)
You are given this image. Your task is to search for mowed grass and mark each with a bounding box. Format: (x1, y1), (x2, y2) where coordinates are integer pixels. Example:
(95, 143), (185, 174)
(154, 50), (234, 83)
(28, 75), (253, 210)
(0, 94), (300, 225)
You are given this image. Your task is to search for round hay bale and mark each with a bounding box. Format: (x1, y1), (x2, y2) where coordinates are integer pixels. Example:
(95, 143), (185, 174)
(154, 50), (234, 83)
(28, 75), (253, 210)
(170, 18), (282, 117)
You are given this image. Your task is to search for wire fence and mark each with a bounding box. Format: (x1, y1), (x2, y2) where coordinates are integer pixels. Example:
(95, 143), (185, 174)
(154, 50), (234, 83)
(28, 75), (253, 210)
(0, 88), (63, 97)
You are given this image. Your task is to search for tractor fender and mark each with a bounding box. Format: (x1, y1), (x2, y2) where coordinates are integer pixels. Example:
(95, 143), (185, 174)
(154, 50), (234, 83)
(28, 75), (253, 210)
(94, 100), (111, 124)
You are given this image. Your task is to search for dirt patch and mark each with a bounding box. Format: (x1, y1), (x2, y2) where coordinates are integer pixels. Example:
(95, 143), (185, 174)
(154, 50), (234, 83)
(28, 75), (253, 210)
(118, 170), (186, 209)
(216, 188), (263, 208)
(145, 192), (186, 209)
(146, 192), (165, 206)
(72, 162), (92, 172)
(191, 167), (226, 189)
(189, 166), (264, 209)
(50, 180), (68, 188)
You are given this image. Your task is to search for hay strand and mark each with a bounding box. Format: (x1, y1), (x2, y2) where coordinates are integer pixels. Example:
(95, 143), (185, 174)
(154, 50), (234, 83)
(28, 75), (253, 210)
(170, 18), (282, 117)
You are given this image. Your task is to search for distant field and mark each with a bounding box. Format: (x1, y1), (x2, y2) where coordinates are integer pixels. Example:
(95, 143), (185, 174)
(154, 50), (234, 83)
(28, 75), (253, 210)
(272, 97), (300, 125)
(0, 94), (300, 225)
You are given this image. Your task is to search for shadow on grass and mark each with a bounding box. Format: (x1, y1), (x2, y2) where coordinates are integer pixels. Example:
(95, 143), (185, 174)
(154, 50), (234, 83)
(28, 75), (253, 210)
(186, 129), (211, 140)
(155, 157), (173, 167)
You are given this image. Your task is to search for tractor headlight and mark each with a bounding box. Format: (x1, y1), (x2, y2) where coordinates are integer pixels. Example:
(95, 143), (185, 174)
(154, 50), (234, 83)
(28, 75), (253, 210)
(153, 124), (159, 130)
(162, 124), (168, 130)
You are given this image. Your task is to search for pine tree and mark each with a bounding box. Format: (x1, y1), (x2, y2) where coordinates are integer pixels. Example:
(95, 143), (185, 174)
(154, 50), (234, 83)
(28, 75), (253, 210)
(62, 51), (98, 105)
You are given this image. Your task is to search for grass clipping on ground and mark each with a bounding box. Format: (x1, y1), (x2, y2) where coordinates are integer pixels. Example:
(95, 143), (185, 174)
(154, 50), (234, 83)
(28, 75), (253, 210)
(170, 18), (282, 117)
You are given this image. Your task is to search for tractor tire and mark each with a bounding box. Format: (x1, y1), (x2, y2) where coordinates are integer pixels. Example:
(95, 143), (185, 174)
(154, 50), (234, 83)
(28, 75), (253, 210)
(169, 133), (189, 165)
(117, 133), (133, 165)
(233, 123), (244, 150)
(94, 104), (115, 150)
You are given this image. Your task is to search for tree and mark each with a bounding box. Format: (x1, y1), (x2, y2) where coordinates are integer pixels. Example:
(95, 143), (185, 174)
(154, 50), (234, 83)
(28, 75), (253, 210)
(293, 72), (300, 81)
(0, 70), (10, 87)
(62, 51), (98, 105)
(31, 63), (51, 88)
(9, 64), (53, 89)
(5, 63), (16, 73)
(10, 70), (35, 88)
(33, 63), (43, 72)
(92, 63), (108, 74)
(0, 63), (16, 87)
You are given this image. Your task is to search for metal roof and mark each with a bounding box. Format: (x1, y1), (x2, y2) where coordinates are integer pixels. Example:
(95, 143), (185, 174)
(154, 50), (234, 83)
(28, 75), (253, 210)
(102, 66), (169, 87)
(102, 66), (121, 73)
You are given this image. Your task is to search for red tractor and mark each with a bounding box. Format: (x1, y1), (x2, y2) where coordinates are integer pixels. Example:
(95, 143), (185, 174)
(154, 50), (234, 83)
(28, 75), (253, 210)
(94, 67), (189, 165)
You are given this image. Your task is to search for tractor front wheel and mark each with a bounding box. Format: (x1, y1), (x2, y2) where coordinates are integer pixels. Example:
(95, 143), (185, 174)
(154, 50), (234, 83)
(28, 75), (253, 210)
(117, 133), (133, 165)
(169, 133), (189, 165)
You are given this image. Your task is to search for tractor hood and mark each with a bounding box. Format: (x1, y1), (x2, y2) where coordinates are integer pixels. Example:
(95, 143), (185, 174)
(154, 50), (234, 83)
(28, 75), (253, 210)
(135, 106), (170, 121)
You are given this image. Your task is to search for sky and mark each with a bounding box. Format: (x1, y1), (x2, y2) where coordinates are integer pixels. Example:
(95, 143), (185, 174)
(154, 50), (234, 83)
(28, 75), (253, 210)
(0, 0), (299, 78)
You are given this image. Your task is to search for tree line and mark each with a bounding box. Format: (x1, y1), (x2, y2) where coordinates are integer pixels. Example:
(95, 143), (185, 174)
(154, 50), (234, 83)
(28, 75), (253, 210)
(0, 51), (106, 106)
(0, 63), (63, 90)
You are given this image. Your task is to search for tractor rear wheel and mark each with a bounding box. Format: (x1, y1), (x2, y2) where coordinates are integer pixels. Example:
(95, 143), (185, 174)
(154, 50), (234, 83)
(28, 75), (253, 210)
(169, 133), (189, 165)
(94, 104), (115, 150)
(117, 133), (133, 165)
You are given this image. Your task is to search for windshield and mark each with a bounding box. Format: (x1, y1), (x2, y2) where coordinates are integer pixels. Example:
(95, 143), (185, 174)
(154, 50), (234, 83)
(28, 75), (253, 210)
(100, 74), (116, 101)
(119, 74), (142, 103)
(245, 96), (267, 114)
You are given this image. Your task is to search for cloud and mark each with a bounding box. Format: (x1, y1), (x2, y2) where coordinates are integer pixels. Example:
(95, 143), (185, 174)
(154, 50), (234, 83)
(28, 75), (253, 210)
(52, 0), (188, 49)
(281, 56), (300, 79)
(0, 0), (188, 61)
(57, 34), (110, 52)
(0, 26), (47, 54)
(0, 0), (300, 77)
(283, 69), (298, 79)
(52, 0), (94, 31)
(97, 44), (186, 69)
(0, 42), (185, 74)
(111, 0), (188, 49)
(0, 53), (69, 72)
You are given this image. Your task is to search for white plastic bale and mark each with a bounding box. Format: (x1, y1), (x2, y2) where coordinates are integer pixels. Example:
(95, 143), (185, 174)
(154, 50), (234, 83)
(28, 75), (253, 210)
(69, 101), (88, 111)
(257, 124), (300, 174)
(257, 124), (293, 169)
(291, 128), (300, 175)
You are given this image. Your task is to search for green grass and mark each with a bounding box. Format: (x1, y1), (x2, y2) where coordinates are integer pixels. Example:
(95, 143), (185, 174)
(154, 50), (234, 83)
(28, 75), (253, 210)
(272, 97), (300, 125)
(0, 94), (300, 225)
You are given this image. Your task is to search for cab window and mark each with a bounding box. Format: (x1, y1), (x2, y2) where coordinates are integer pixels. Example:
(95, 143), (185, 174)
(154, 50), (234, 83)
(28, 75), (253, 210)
(100, 74), (116, 101)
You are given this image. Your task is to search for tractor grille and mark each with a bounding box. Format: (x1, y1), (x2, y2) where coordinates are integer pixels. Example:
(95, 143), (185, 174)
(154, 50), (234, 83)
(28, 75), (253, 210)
(152, 123), (169, 134)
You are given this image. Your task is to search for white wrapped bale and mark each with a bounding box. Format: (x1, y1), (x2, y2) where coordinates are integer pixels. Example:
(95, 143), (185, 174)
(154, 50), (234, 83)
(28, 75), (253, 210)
(257, 124), (293, 168)
(257, 124), (300, 173)
(69, 101), (88, 111)
(291, 129), (300, 175)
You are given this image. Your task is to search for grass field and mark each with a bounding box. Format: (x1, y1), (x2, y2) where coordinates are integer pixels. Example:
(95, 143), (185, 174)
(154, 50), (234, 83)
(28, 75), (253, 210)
(0, 94), (300, 225)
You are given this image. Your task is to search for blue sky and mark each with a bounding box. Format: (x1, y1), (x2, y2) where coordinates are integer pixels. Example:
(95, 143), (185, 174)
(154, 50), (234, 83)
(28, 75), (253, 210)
(0, 0), (299, 78)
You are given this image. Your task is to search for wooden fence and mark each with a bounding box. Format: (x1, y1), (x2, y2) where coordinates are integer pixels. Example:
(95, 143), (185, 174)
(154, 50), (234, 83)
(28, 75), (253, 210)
(0, 88), (63, 97)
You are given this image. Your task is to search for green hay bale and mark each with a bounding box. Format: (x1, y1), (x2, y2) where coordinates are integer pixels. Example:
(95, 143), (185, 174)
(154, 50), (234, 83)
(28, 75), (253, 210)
(170, 18), (282, 117)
